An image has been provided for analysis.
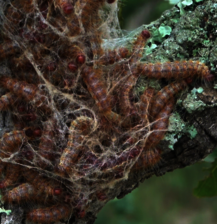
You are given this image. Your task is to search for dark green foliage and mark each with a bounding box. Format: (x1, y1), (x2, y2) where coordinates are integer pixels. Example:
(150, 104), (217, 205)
(194, 158), (217, 197)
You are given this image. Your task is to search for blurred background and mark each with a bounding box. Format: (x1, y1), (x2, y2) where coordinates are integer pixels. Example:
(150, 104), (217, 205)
(96, 0), (217, 223)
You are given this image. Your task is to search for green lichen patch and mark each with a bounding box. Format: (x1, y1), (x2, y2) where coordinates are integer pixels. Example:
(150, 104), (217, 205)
(164, 112), (197, 149)
(0, 208), (11, 216)
(182, 87), (206, 113)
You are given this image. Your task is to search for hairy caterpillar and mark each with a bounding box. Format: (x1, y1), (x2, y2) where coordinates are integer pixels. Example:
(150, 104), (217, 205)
(138, 61), (210, 80)
(27, 204), (71, 223)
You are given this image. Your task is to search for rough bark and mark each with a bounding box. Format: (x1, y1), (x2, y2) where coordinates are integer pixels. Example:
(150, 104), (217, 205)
(1, 0), (217, 223)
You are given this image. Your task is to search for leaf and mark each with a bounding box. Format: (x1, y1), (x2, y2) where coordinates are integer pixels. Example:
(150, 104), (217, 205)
(194, 159), (217, 197)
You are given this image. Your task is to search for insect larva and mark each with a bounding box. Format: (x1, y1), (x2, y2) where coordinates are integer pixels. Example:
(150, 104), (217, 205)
(139, 87), (155, 122)
(138, 60), (210, 80)
(150, 80), (187, 119)
(104, 111), (122, 125)
(89, 34), (104, 61)
(27, 204), (71, 223)
(0, 128), (41, 155)
(130, 30), (151, 63)
(38, 120), (55, 162)
(99, 50), (120, 65)
(119, 74), (138, 116)
(23, 169), (62, 197)
(82, 67), (112, 113)
(0, 130), (27, 153)
(145, 98), (174, 150)
(3, 183), (36, 203)
(59, 116), (93, 174)
(0, 93), (17, 111)
(81, 0), (105, 31)
(134, 148), (161, 170)
(0, 164), (21, 189)
(0, 77), (37, 101)
(0, 77), (50, 112)
(99, 48), (130, 65)
(0, 42), (20, 61)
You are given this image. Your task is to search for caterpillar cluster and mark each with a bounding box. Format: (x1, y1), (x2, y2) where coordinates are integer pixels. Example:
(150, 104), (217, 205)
(0, 0), (212, 223)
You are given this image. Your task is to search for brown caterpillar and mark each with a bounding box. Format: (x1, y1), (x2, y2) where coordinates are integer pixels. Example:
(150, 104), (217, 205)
(82, 67), (112, 113)
(0, 130), (27, 153)
(139, 87), (155, 122)
(37, 120), (56, 167)
(3, 183), (36, 203)
(0, 93), (17, 111)
(0, 164), (21, 189)
(23, 169), (62, 197)
(134, 148), (161, 170)
(81, 0), (105, 31)
(138, 60), (210, 80)
(119, 73), (139, 117)
(98, 48), (129, 65)
(0, 42), (20, 61)
(59, 116), (93, 174)
(145, 97), (175, 150)
(0, 77), (50, 112)
(150, 80), (187, 119)
(27, 204), (71, 223)
(130, 30), (151, 64)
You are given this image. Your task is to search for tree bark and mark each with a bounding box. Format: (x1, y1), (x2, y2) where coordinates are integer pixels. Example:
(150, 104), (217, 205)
(1, 0), (217, 223)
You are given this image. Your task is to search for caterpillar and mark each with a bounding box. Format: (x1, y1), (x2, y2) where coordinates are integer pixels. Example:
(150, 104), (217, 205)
(145, 97), (175, 150)
(0, 164), (21, 189)
(98, 48), (129, 65)
(81, 67), (112, 113)
(119, 74), (138, 116)
(58, 116), (93, 175)
(150, 81), (187, 119)
(0, 130), (27, 153)
(130, 30), (151, 64)
(139, 87), (155, 122)
(3, 183), (36, 203)
(80, 0), (105, 31)
(0, 42), (20, 61)
(0, 93), (17, 111)
(138, 60), (210, 80)
(37, 120), (56, 167)
(23, 169), (63, 197)
(27, 204), (71, 223)
(0, 77), (50, 112)
(134, 148), (161, 170)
